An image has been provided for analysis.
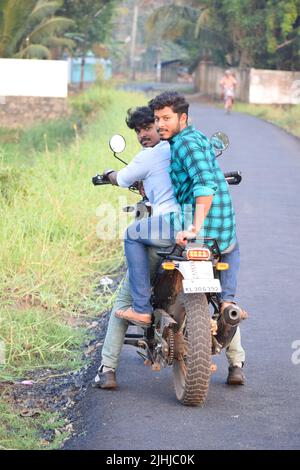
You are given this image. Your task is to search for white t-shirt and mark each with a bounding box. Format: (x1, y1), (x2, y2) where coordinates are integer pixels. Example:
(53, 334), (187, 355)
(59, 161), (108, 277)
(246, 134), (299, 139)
(117, 141), (180, 216)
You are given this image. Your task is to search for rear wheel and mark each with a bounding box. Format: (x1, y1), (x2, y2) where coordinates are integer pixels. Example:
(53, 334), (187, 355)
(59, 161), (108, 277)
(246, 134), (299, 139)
(173, 293), (212, 406)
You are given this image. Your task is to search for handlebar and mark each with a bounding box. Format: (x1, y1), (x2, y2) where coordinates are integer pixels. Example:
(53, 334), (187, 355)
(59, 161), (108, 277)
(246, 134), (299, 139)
(224, 171), (242, 185)
(93, 171), (242, 187)
(92, 174), (111, 185)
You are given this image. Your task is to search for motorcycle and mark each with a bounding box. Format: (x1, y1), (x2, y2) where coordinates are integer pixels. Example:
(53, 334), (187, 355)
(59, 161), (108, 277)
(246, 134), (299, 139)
(92, 132), (244, 406)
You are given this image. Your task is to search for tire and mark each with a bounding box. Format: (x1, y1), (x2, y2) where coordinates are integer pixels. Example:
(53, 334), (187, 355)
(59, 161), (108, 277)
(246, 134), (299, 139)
(173, 293), (212, 406)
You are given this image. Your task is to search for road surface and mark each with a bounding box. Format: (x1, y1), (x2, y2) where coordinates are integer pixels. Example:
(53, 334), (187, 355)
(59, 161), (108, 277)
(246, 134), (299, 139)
(65, 101), (300, 450)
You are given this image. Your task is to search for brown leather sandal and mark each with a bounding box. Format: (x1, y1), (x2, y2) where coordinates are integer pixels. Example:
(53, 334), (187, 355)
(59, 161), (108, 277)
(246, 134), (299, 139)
(115, 307), (152, 327)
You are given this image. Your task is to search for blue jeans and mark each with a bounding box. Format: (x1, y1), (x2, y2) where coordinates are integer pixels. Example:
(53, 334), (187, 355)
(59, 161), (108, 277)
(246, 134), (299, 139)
(124, 215), (175, 313)
(218, 241), (240, 303)
(125, 215), (240, 312)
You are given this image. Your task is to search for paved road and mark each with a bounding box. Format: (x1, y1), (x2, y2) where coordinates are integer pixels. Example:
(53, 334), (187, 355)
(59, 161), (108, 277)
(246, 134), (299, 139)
(65, 102), (300, 450)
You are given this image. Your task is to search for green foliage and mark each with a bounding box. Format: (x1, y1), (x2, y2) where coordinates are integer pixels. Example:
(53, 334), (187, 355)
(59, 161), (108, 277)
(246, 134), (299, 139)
(59, 0), (117, 54)
(0, 307), (85, 378)
(0, 166), (27, 203)
(146, 0), (300, 70)
(0, 85), (144, 332)
(0, 402), (66, 450)
(0, 0), (75, 58)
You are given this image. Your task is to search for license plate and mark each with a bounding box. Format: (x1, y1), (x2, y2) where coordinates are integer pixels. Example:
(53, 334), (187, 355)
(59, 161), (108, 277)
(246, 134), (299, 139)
(183, 278), (221, 294)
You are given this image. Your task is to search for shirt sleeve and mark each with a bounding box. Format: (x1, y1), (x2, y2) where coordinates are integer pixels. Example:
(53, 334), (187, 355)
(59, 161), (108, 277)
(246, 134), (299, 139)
(116, 149), (151, 187)
(180, 137), (218, 198)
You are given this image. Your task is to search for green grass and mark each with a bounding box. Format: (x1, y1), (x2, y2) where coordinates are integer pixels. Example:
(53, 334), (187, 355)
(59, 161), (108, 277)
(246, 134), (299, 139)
(0, 308), (85, 380)
(0, 402), (67, 450)
(0, 86), (144, 317)
(0, 85), (112, 165)
(0, 84), (146, 448)
(233, 103), (300, 138)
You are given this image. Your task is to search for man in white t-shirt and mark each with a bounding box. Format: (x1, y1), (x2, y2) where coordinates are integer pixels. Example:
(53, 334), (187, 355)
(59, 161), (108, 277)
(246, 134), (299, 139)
(94, 106), (179, 389)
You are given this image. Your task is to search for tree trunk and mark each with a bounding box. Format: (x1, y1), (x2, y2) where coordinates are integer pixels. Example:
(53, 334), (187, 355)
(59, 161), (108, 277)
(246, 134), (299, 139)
(80, 56), (85, 90)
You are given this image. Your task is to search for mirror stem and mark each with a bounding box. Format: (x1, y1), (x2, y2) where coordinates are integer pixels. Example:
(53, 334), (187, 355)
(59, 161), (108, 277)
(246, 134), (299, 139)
(114, 153), (128, 166)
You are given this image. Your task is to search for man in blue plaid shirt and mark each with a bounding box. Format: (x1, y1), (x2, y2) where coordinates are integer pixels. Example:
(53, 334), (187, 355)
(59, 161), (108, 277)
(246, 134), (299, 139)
(149, 91), (246, 385)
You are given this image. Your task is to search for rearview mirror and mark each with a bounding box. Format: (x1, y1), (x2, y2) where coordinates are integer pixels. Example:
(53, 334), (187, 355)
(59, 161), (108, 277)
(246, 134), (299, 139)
(109, 134), (126, 154)
(210, 132), (229, 153)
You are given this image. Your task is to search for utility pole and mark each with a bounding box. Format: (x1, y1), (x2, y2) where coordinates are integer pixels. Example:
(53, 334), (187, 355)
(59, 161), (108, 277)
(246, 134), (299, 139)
(130, 1), (139, 81)
(156, 46), (162, 82)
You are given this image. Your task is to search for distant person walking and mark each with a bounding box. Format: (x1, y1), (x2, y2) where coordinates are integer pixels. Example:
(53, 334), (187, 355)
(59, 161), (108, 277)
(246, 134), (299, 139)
(220, 69), (237, 114)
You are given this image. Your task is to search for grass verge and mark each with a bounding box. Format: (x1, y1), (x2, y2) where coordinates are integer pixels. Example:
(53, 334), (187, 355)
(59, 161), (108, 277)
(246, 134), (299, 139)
(0, 84), (146, 448)
(0, 401), (67, 450)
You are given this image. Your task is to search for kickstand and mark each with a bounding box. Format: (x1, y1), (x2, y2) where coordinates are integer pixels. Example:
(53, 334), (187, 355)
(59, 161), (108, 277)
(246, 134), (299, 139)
(137, 351), (148, 361)
(136, 341), (155, 364)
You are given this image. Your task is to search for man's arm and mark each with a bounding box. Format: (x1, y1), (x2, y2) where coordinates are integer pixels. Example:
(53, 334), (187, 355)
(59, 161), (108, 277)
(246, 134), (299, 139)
(193, 195), (213, 232)
(176, 195), (213, 246)
(116, 149), (151, 188)
(104, 170), (118, 185)
(104, 149), (150, 187)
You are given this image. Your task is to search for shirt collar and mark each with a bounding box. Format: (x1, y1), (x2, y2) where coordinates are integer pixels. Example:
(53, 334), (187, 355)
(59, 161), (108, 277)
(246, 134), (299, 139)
(169, 125), (195, 145)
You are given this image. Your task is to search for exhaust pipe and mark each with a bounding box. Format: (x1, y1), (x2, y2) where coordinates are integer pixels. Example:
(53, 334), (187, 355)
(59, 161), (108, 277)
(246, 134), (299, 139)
(213, 305), (242, 353)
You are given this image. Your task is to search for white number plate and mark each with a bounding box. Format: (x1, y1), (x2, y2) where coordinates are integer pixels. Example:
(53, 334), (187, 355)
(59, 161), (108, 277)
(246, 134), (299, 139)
(183, 278), (221, 294)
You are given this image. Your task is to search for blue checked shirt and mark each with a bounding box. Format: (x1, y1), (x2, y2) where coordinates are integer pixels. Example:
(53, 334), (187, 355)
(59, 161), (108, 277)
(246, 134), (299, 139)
(169, 125), (236, 252)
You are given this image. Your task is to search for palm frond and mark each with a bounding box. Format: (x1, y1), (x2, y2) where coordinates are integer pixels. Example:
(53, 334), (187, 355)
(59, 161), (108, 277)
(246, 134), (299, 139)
(195, 7), (210, 37)
(16, 43), (51, 59)
(146, 5), (198, 34)
(28, 17), (74, 43)
(146, 5), (199, 44)
(0, 0), (35, 54)
(30, 0), (63, 23)
(44, 36), (75, 49)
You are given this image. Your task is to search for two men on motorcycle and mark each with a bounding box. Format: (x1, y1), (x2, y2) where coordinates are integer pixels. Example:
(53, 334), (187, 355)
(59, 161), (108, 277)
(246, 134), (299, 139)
(95, 96), (246, 389)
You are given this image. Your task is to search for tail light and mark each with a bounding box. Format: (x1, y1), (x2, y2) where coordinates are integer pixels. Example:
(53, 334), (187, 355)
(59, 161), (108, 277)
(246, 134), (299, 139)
(162, 261), (176, 270)
(186, 248), (211, 261)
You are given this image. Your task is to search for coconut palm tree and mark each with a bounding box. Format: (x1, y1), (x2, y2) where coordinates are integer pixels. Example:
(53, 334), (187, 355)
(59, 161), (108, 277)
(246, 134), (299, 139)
(145, 0), (226, 70)
(0, 0), (75, 58)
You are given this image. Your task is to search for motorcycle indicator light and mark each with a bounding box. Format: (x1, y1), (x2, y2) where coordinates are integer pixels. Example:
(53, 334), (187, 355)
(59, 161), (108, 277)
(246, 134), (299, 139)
(186, 248), (210, 261)
(162, 261), (176, 270)
(216, 262), (229, 271)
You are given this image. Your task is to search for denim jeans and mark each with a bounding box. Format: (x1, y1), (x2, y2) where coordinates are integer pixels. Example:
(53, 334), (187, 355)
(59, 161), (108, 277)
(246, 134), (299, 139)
(218, 241), (240, 303)
(124, 215), (175, 313)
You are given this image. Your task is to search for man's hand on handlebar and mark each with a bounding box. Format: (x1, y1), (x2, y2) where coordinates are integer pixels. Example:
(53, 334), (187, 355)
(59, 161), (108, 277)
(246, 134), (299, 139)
(176, 225), (197, 247)
(103, 169), (118, 185)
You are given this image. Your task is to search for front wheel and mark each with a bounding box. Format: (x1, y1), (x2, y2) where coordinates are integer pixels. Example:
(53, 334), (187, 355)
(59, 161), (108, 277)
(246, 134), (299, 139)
(173, 293), (212, 406)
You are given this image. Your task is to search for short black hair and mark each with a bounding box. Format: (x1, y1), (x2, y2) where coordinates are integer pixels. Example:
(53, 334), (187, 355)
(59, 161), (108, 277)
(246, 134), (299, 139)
(148, 91), (189, 116)
(125, 106), (155, 130)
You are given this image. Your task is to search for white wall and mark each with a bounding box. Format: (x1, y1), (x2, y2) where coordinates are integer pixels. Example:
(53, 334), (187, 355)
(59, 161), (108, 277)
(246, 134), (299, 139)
(195, 62), (250, 102)
(249, 68), (300, 104)
(0, 59), (68, 98)
(195, 63), (300, 104)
